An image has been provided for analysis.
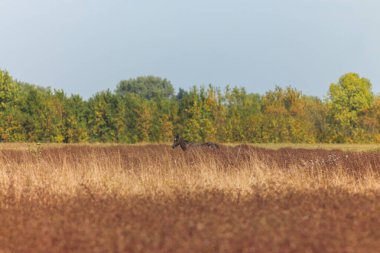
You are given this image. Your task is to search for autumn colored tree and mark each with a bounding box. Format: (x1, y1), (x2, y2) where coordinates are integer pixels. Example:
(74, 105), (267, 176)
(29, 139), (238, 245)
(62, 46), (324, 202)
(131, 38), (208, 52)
(149, 97), (177, 142)
(260, 86), (320, 143)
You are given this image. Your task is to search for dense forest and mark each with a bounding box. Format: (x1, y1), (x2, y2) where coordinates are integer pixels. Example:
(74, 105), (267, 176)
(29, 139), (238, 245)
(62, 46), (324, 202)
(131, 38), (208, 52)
(0, 69), (379, 143)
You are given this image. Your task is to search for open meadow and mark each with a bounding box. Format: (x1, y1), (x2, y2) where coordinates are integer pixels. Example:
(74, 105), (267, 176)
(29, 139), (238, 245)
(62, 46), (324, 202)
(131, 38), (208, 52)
(1, 143), (380, 253)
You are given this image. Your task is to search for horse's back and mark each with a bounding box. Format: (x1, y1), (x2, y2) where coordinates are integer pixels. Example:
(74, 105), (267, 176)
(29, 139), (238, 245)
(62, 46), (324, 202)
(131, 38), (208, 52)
(173, 136), (220, 151)
(201, 142), (219, 149)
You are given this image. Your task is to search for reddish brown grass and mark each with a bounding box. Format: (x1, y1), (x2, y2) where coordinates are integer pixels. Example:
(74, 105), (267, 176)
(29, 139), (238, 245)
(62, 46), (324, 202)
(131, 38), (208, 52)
(1, 144), (380, 253)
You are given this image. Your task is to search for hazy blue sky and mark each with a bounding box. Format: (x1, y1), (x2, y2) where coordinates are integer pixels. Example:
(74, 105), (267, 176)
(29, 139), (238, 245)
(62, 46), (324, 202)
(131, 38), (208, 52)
(0, 0), (379, 98)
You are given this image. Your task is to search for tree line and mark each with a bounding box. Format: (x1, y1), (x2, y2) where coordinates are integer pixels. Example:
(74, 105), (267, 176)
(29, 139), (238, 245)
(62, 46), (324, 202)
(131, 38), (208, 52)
(0, 70), (379, 143)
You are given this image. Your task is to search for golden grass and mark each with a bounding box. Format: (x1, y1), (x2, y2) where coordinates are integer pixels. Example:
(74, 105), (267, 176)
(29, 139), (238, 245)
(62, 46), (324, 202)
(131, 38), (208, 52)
(0, 142), (379, 152)
(1, 144), (380, 252)
(228, 143), (380, 152)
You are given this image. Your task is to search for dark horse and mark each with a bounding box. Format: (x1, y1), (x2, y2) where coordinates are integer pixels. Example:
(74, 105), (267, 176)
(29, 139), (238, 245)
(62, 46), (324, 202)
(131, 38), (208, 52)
(172, 135), (219, 151)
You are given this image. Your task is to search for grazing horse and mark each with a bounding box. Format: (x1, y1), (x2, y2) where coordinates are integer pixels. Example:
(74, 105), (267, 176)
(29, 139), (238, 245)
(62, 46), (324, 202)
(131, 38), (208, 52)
(171, 135), (219, 151)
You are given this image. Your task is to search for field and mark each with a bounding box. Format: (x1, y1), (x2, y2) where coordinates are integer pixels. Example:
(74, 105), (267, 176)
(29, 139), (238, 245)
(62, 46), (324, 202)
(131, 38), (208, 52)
(1, 144), (380, 253)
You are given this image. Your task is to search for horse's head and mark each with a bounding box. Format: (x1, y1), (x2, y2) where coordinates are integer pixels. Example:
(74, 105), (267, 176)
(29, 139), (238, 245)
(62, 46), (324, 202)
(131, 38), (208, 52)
(172, 134), (181, 149)
(172, 135), (187, 150)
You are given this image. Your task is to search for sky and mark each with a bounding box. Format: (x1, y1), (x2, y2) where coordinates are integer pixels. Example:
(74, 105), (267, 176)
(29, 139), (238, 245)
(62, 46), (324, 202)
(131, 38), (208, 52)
(0, 0), (379, 99)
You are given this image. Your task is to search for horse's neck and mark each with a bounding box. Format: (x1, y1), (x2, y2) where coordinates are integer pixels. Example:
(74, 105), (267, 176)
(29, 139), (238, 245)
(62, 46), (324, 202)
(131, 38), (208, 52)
(181, 139), (192, 145)
(184, 140), (197, 145)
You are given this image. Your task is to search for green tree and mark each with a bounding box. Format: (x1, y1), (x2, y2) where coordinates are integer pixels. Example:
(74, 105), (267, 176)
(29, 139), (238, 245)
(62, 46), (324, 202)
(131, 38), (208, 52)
(327, 73), (374, 142)
(0, 70), (19, 110)
(116, 76), (174, 99)
(63, 94), (89, 142)
(117, 93), (149, 143)
(87, 90), (118, 142)
(19, 86), (49, 141)
(0, 70), (24, 141)
(176, 86), (202, 141)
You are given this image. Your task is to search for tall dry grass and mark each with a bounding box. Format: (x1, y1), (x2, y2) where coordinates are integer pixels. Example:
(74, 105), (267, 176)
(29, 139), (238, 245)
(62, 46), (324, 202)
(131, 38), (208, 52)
(1, 144), (380, 253)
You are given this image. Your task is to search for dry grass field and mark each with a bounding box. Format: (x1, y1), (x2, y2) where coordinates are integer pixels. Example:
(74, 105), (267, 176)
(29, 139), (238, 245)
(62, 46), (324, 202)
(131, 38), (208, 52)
(1, 144), (380, 253)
